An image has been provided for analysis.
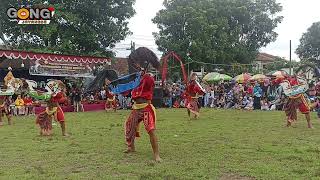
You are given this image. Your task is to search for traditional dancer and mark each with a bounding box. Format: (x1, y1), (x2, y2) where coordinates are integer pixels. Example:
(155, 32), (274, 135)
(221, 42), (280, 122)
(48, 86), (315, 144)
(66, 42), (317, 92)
(50, 84), (68, 136)
(277, 75), (313, 128)
(104, 79), (117, 112)
(185, 72), (205, 120)
(0, 94), (13, 126)
(123, 48), (161, 162)
(36, 101), (56, 136)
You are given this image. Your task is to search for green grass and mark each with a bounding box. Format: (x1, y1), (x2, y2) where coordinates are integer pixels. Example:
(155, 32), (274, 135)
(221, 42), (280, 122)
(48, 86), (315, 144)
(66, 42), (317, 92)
(1, 109), (320, 179)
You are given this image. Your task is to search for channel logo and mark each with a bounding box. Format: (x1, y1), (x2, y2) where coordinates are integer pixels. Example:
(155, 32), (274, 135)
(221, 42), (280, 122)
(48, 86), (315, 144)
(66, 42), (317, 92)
(7, 6), (55, 25)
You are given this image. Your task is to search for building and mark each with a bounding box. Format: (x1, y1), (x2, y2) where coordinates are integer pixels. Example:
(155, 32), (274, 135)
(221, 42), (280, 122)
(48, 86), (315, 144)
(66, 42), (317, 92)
(254, 53), (283, 72)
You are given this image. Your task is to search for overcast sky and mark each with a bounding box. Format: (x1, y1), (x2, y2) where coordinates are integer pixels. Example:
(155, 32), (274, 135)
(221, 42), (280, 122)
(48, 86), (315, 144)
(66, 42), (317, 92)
(115, 0), (320, 61)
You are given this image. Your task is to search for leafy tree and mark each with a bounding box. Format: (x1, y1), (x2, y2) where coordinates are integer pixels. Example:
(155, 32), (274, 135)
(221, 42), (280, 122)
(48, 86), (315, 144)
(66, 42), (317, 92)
(296, 22), (320, 60)
(153, 0), (283, 73)
(0, 0), (135, 57)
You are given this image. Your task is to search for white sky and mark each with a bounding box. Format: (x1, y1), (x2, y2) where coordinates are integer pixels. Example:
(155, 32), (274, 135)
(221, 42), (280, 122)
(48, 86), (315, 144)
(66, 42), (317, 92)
(115, 0), (320, 61)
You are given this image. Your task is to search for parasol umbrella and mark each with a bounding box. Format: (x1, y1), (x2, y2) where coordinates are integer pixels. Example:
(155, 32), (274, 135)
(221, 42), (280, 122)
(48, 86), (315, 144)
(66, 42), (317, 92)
(267, 70), (288, 77)
(233, 73), (252, 83)
(250, 74), (267, 81)
(205, 74), (232, 82)
(203, 72), (220, 82)
(212, 74), (232, 82)
(219, 74), (232, 81)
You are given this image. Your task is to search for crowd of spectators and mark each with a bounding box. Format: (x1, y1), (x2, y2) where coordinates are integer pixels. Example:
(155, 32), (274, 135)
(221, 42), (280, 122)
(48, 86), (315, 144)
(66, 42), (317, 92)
(4, 77), (319, 115)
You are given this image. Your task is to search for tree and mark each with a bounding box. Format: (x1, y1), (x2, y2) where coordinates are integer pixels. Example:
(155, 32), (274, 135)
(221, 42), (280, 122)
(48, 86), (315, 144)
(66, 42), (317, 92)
(296, 22), (320, 60)
(0, 0), (135, 57)
(153, 0), (283, 72)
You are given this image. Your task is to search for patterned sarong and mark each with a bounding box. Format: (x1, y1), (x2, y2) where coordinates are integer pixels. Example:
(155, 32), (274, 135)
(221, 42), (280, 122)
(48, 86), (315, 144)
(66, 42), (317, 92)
(186, 98), (200, 116)
(125, 103), (156, 148)
(36, 112), (52, 131)
(284, 94), (310, 122)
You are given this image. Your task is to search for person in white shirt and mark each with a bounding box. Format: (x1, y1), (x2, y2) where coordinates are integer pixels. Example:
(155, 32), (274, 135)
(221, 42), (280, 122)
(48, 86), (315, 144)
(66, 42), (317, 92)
(244, 97), (254, 110)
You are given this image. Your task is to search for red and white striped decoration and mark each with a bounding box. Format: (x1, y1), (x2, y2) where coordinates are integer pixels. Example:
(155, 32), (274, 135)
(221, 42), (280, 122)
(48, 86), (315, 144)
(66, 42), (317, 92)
(0, 50), (111, 65)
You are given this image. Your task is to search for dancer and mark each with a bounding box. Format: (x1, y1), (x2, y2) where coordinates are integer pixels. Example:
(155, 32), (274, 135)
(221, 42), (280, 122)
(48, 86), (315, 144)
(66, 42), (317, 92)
(277, 75), (313, 128)
(185, 72), (205, 120)
(36, 101), (56, 136)
(0, 94), (13, 126)
(49, 81), (69, 136)
(123, 47), (161, 162)
(104, 79), (117, 112)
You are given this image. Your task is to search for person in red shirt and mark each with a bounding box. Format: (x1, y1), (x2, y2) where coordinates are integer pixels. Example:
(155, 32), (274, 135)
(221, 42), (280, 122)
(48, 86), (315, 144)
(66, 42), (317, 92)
(23, 94), (33, 115)
(122, 47), (161, 162)
(185, 73), (205, 120)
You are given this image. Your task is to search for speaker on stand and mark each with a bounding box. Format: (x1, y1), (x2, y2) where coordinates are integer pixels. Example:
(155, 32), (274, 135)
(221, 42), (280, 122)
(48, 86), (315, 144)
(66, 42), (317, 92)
(152, 87), (163, 108)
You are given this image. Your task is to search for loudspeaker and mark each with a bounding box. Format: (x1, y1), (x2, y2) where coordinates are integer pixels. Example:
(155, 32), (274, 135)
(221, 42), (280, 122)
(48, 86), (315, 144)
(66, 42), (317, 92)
(153, 87), (163, 98)
(152, 87), (163, 108)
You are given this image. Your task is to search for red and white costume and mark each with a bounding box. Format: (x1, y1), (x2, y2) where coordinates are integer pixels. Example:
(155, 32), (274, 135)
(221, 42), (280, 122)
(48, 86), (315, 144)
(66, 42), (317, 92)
(105, 88), (117, 110)
(185, 80), (205, 116)
(50, 92), (67, 122)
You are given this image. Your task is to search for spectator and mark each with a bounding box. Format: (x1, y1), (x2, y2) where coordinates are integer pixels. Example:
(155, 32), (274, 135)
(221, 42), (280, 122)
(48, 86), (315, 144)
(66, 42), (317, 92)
(15, 95), (25, 115)
(244, 97), (254, 110)
(23, 94), (34, 115)
(253, 82), (262, 110)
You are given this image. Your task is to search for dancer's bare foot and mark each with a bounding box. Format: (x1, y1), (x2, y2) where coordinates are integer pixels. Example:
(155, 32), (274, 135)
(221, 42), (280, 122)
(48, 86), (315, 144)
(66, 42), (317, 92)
(154, 156), (162, 162)
(123, 148), (135, 153)
(286, 122), (291, 127)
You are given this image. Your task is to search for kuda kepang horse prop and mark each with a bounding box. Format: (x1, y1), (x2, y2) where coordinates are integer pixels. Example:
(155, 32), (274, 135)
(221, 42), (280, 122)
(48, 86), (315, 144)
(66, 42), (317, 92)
(279, 76), (309, 97)
(28, 80), (66, 101)
(87, 47), (161, 94)
(0, 71), (37, 96)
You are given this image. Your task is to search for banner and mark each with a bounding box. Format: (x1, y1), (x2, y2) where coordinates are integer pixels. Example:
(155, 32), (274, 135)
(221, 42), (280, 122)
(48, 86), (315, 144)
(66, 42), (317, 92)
(29, 59), (96, 77)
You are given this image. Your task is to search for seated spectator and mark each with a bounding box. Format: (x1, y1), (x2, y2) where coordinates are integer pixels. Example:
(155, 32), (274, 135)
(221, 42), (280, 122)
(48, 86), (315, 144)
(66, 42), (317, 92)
(244, 97), (254, 110)
(225, 90), (234, 109)
(240, 96), (248, 109)
(23, 95), (34, 115)
(89, 94), (95, 104)
(261, 98), (270, 111)
(15, 95), (25, 115)
(217, 94), (225, 108)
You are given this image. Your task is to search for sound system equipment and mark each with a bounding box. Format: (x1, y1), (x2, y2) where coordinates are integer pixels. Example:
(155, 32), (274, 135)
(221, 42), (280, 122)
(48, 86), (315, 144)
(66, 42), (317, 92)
(152, 87), (163, 108)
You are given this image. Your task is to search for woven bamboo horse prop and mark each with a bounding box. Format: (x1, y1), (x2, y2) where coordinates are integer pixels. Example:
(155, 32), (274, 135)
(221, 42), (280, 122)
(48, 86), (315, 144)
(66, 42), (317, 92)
(87, 48), (193, 94)
(28, 80), (66, 101)
(88, 47), (161, 94)
(1, 78), (37, 96)
(280, 76), (309, 97)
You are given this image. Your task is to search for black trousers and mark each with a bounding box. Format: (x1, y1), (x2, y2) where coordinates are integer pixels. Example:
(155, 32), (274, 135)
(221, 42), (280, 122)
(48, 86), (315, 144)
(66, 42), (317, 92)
(253, 97), (261, 110)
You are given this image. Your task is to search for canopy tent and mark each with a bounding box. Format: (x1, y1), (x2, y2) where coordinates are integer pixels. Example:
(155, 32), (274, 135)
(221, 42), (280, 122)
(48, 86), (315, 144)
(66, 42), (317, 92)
(0, 50), (112, 79)
(0, 50), (111, 65)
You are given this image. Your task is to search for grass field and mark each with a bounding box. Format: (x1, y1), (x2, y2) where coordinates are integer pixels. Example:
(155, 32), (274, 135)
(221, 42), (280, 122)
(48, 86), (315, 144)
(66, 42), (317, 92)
(1, 108), (320, 179)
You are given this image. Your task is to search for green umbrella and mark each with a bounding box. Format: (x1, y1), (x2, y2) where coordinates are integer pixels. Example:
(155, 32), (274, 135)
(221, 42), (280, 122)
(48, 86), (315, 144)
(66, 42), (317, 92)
(203, 72), (220, 82)
(215, 74), (232, 81)
(205, 73), (232, 82)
